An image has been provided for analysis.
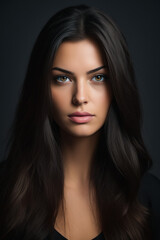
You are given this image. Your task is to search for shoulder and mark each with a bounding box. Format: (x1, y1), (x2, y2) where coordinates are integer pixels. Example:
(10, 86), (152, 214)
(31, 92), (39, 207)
(0, 160), (7, 172)
(0, 160), (7, 179)
(138, 171), (160, 208)
(140, 171), (160, 187)
(0, 160), (7, 169)
(138, 171), (160, 239)
(0, 160), (9, 192)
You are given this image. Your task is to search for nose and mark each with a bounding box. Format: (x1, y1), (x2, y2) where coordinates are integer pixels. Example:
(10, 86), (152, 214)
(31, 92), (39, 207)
(72, 79), (88, 105)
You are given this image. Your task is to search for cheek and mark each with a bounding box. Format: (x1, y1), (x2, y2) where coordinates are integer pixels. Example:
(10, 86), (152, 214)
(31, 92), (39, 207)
(95, 85), (112, 110)
(50, 87), (71, 114)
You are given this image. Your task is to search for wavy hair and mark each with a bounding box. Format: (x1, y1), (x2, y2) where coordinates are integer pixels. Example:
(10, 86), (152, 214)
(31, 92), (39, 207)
(0, 4), (152, 240)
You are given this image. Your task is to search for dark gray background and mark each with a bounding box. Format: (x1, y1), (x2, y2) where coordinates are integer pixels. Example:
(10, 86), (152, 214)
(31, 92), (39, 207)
(0, 0), (160, 179)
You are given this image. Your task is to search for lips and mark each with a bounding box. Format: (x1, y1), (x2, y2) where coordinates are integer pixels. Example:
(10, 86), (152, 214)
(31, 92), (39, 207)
(68, 112), (94, 117)
(68, 112), (94, 123)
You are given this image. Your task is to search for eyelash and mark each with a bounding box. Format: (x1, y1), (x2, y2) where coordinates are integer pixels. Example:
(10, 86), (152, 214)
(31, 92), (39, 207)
(52, 74), (108, 84)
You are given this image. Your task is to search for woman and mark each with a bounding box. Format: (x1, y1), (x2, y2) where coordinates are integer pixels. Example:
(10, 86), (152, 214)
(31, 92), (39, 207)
(0, 4), (156, 240)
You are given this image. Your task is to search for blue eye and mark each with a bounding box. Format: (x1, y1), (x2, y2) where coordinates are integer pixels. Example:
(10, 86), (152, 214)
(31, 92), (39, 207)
(92, 74), (106, 82)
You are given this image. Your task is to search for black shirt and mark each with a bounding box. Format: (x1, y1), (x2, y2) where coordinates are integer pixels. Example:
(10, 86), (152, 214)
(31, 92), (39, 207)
(47, 228), (105, 240)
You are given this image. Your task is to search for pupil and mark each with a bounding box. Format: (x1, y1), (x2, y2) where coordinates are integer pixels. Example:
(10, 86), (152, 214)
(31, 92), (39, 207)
(62, 76), (67, 81)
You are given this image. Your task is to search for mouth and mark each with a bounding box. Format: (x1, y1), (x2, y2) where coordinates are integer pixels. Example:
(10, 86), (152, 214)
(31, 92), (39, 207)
(68, 112), (95, 123)
(68, 115), (94, 123)
(68, 111), (94, 117)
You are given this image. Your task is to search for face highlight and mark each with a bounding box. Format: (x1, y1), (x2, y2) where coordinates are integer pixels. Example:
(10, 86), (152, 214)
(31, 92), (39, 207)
(50, 39), (112, 137)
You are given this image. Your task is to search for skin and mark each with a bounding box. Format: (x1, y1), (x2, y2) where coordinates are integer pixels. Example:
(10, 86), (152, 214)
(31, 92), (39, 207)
(50, 38), (113, 188)
(50, 39), (113, 239)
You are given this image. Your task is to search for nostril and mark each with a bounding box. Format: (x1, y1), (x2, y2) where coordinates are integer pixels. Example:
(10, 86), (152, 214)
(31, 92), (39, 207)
(72, 97), (88, 105)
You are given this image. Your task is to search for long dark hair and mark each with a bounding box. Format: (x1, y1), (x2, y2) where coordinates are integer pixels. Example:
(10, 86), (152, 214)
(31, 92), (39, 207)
(0, 4), (152, 240)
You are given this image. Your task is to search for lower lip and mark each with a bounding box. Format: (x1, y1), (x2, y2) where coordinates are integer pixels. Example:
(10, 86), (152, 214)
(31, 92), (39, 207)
(68, 115), (94, 123)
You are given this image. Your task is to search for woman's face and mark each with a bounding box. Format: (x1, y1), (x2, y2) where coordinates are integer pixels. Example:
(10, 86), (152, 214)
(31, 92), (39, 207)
(50, 38), (112, 137)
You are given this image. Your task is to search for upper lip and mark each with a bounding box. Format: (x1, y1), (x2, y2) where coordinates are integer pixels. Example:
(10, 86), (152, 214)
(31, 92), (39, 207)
(68, 112), (94, 116)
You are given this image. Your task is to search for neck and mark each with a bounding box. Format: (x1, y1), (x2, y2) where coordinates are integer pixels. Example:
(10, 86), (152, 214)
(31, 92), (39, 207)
(59, 130), (101, 188)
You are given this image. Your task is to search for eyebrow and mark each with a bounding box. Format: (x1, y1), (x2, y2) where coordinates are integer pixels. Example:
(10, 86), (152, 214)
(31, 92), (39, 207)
(51, 65), (107, 75)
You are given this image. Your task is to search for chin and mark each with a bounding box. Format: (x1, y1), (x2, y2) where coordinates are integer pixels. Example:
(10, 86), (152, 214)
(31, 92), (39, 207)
(62, 126), (102, 138)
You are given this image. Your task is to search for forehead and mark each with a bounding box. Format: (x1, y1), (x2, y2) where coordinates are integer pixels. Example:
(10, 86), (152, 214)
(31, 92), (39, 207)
(52, 39), (105, 71)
